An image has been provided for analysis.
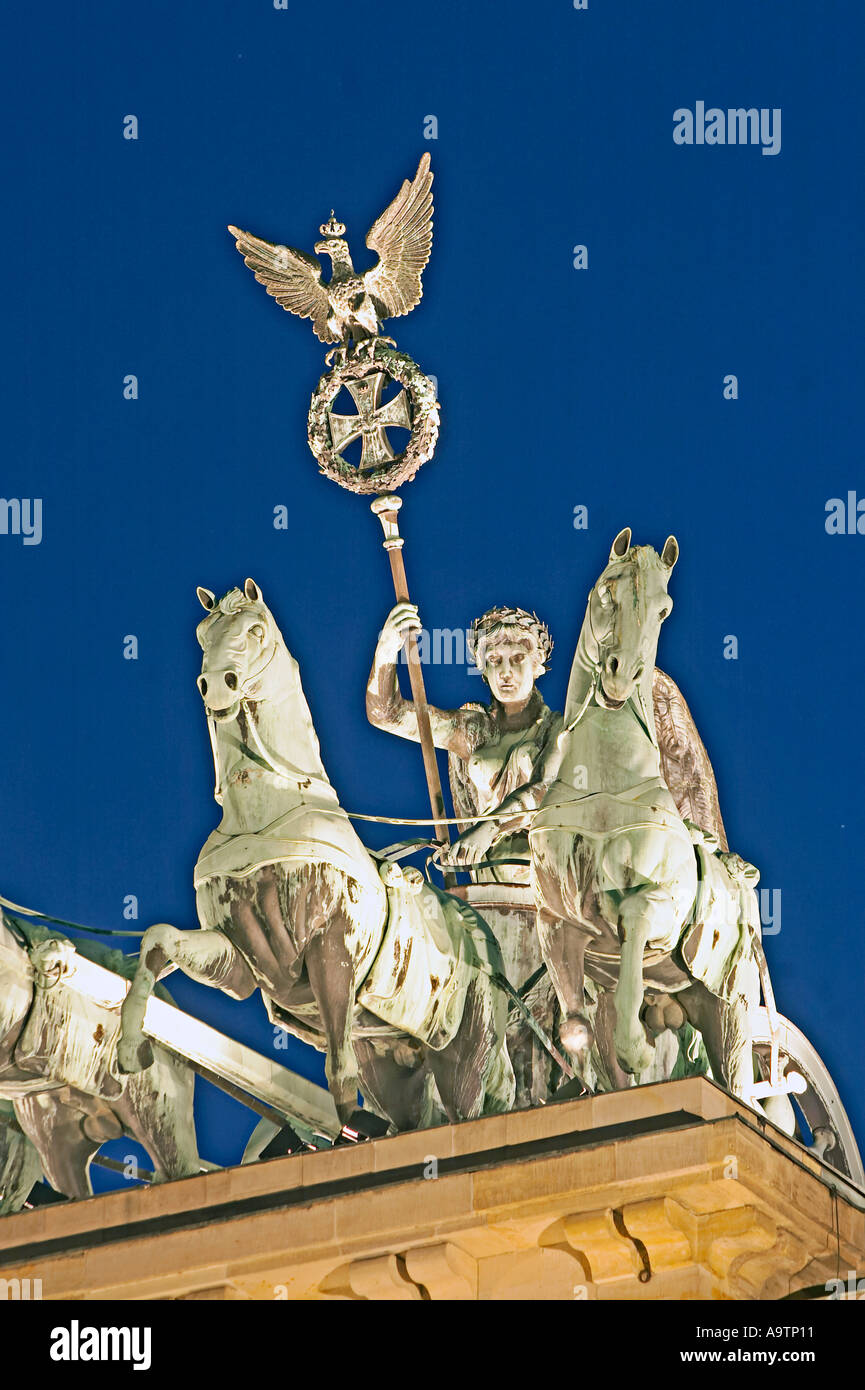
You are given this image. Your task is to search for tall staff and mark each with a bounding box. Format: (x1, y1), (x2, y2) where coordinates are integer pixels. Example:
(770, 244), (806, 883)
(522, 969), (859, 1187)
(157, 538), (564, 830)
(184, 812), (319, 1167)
(370, 493), (451, 871)
(229, 154), (454, 880)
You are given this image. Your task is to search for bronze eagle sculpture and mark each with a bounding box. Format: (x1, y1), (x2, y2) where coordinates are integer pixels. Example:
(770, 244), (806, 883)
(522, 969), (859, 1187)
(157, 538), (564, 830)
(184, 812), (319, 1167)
(228, 154), (433, 360)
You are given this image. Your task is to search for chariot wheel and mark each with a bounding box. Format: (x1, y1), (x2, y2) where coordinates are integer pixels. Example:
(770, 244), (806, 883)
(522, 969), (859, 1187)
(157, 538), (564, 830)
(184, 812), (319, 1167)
(751, 1006), (864, 1186)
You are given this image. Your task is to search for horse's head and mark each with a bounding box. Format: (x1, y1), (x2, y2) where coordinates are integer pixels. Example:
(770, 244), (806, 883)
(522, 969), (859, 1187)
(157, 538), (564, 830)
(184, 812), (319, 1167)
(587, 528), (679, 709)
(195, 578), (280, 722)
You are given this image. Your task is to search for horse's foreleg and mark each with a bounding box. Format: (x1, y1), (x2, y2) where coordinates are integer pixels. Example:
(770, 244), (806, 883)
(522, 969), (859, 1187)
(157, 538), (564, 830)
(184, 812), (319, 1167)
(354, 1039), (431, 1133)
(114, 1054), (202, 1182)
(536, 909), (593, 1063)
(13, 1092), (99, 1201)
(593, 989), (637, 1092)
(304, 921), (360, 1125)
(613, 888), (671, 1076)
(428, 976), (513, 1122)
(679, 981), (757, 1106)
(118, 924), (176, 1073)
(118, 925), (252, 1074)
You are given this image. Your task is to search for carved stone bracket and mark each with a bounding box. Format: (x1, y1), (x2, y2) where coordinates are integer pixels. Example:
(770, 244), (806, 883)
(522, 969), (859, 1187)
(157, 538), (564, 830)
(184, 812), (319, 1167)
(319, 1243), (477, 1301)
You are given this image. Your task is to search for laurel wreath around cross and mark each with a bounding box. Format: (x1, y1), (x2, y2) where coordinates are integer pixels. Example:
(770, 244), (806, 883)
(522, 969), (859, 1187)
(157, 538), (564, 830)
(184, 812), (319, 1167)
(307, 345), (440, 495)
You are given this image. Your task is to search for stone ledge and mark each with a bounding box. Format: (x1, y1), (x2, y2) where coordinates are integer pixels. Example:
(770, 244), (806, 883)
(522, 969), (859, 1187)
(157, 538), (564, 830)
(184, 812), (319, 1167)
(1, 1079), (861, 1301)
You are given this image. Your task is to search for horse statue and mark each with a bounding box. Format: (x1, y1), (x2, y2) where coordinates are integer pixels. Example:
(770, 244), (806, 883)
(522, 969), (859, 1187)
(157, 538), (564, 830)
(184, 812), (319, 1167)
(530, 529), (767, 1102)
(118, 580), (515, 1129)
(0, 913), (202, 1205)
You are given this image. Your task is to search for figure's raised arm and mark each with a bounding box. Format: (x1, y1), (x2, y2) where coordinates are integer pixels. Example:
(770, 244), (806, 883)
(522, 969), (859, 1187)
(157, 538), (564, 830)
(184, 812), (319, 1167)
(366, 603), (480, 758)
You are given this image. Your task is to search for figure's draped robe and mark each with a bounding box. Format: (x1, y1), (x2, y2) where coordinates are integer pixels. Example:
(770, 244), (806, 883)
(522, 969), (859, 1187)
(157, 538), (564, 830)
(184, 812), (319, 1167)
(448, 690), (563, 885)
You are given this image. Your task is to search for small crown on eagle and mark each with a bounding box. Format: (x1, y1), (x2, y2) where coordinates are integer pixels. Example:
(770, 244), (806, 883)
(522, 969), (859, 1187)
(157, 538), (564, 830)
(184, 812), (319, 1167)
(319, 210), (346, 238)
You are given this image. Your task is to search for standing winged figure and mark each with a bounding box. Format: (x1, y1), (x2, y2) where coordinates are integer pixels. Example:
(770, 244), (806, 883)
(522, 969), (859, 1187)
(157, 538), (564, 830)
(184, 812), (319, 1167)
(228, 154), (433, 360)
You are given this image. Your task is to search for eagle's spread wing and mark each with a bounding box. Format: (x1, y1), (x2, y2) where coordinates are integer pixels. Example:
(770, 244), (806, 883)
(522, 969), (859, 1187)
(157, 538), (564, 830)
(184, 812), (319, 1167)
(364, 153), (434, 319)
(653, 667), (728, 850)
(228, 226), (335, 343)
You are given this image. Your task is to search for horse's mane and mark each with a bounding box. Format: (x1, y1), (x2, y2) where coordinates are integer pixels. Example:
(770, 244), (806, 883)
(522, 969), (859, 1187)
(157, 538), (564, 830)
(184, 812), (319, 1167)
(608, 544), (668, 575)
(215, 587), (257, 615)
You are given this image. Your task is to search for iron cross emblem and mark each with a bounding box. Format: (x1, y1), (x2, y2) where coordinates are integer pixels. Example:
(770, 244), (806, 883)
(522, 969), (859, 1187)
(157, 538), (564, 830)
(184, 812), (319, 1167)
(326, 371), (412, 470)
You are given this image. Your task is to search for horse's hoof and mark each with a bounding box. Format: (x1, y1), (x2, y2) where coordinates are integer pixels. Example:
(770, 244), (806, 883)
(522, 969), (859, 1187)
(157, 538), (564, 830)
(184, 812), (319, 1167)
(117, 1036), (153, 1074)
(327, 1075), (361, 1126)
(559, 1014), (594, 1057)
(614, 1026), (656, 1077)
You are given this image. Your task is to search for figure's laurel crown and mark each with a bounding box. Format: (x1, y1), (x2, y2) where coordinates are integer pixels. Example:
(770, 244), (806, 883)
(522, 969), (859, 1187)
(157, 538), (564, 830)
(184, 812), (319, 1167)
(468, 606), (554, 671)
(319, 210), (346, 238)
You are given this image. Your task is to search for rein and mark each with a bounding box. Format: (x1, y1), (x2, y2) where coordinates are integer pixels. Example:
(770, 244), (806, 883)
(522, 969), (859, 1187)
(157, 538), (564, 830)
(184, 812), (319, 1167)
(0, 895), (147, 939)
(240, 697), (333, 798)
(218, 695), (530, 827)
(205, 639), (279, 801)
(208, 694), (335, 804)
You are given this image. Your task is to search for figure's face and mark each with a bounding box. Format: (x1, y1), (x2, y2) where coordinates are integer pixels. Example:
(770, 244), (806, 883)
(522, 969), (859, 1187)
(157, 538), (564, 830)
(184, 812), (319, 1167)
(483, 637), (543, 706)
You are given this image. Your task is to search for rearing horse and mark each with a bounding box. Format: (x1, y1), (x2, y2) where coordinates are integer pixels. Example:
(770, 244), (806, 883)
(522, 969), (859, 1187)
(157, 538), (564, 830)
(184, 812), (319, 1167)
(118, 581), (514, 1128)
(531, 530), (762, 1099)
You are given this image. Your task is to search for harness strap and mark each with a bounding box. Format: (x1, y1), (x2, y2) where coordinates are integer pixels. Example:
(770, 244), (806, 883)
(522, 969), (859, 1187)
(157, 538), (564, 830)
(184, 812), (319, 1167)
(0, 897), (147, 938)
(487, 967), (576, 1082)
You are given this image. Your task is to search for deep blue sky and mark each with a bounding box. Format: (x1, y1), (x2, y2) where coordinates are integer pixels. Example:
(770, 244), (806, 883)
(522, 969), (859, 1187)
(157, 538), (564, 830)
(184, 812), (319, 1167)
(1, 2), (862, 1179)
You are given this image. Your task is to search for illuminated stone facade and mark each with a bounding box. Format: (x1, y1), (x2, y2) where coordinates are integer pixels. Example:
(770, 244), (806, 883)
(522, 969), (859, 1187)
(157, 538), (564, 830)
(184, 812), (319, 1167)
(2, 1078), (862, 1301)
